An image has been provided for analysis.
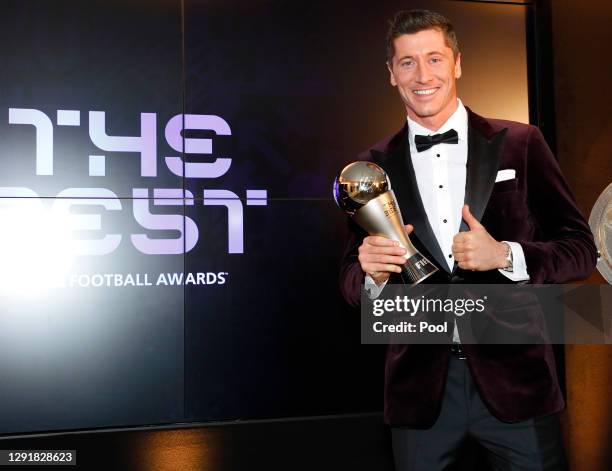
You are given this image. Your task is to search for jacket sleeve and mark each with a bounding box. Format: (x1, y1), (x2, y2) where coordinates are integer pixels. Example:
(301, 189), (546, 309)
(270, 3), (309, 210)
(518, 126), (597, 283)
(339, 218), (368, 307)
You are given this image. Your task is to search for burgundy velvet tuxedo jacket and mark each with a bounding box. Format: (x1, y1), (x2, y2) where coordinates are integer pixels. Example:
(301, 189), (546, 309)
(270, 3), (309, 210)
(339, 108), (597, 427)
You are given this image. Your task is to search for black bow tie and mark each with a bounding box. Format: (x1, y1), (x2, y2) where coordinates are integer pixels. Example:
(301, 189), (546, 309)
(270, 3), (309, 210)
(414, 129), (459, 152)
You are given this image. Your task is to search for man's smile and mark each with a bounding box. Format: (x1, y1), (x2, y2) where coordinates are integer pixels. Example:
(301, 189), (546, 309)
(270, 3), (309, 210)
(413, 88), (438, 96)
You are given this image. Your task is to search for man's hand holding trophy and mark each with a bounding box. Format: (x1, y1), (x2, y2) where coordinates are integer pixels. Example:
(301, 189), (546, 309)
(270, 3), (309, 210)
(334, 161), (438, 285)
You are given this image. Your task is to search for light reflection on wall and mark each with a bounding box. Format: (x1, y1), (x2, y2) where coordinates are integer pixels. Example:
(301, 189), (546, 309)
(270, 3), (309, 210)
(0, 197), (74, 297)
(130, 429), (219, 471)
(450, 1), (530, 124)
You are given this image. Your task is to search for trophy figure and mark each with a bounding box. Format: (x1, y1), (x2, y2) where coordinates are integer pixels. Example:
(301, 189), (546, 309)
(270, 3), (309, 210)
(334, 161), (438, 284)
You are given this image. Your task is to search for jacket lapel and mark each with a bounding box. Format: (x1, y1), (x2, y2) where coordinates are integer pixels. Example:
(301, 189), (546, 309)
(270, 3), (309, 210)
(371, 124), (450, 273)
(451, 110), (507, 274)
(460, 109), (508, 232)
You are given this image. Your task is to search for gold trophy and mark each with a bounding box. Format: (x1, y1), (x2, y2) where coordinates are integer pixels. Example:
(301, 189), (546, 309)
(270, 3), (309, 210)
(334, 161), (438, 284)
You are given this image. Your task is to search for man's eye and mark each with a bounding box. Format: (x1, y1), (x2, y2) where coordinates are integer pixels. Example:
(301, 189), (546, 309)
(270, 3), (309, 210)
(430, 57), (442, 64)
(401, 61), (414, 67)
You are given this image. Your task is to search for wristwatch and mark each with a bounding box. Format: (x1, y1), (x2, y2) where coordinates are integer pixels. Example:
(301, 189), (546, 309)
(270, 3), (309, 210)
(501, 242), (513, 272)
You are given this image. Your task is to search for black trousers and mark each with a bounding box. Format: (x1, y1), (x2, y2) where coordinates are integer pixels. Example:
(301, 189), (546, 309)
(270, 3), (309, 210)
(391, 356), (567, 471)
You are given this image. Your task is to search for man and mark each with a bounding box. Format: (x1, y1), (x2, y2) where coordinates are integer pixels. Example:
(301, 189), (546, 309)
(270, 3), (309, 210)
(339, 9), (597, 471)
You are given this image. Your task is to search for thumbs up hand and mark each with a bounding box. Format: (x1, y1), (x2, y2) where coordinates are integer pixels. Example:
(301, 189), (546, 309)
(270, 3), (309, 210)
(452, 205), (509, 271)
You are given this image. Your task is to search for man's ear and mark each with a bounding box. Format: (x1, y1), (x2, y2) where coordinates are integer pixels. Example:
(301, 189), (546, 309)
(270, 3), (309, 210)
(454, 52), (462, 79)
(387, 61), (397, 87)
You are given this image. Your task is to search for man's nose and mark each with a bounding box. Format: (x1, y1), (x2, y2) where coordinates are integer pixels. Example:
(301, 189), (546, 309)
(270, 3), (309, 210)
(415, 63), (433, 83)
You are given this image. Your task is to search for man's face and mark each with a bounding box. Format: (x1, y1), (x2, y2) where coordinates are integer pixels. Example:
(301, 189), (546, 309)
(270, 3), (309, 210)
(387, 28), (461, 131)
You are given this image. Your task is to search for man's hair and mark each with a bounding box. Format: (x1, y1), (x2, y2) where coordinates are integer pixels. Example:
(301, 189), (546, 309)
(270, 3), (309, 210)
(386, 9), (460, 64)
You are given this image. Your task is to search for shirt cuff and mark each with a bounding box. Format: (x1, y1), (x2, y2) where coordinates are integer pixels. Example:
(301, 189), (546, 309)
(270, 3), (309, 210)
(498, 241), (530, 282)
(364, 274), (389, 299)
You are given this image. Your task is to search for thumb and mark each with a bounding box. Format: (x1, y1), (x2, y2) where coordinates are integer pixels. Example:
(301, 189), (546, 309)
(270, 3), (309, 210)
(462, 205), (482, 230)
(404, 224), (414, 235)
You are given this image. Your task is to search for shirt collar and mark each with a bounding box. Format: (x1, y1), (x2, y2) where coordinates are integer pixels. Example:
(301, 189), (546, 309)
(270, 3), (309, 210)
(407, 98), (468, 144)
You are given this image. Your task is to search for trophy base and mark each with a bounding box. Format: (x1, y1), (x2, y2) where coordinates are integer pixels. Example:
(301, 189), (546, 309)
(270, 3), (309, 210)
(400, 252), (438, 284)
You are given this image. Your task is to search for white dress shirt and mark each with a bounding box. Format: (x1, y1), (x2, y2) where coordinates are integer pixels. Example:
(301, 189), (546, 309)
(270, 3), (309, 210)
(364, 99), (529, 300)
